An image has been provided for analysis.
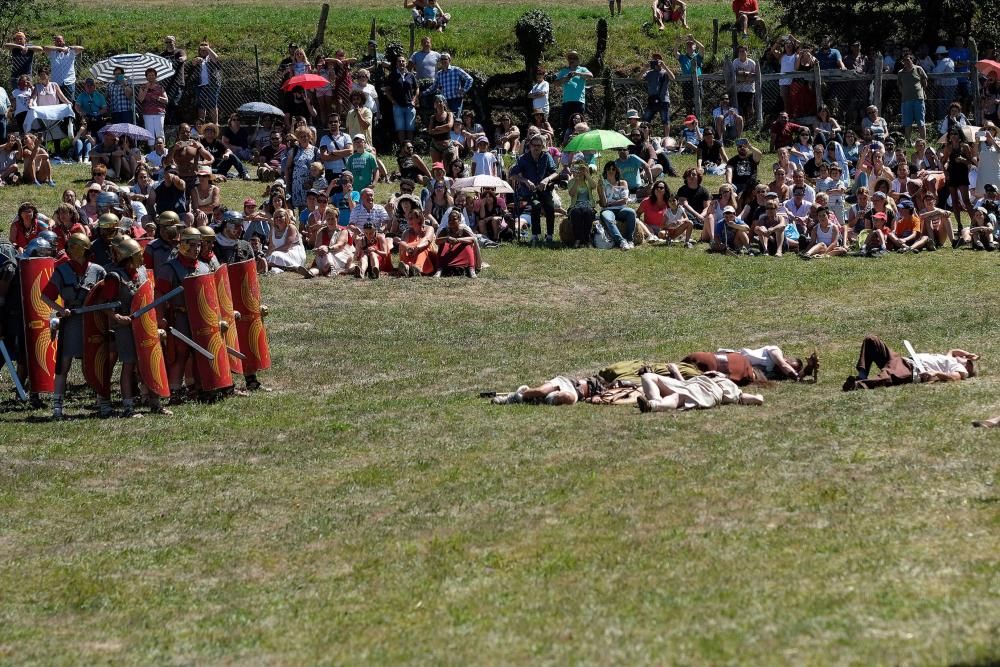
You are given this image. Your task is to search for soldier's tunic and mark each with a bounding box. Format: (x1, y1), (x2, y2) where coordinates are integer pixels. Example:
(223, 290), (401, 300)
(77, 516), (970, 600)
(42, 259), (106, 363)
(143, 237), (175, 275)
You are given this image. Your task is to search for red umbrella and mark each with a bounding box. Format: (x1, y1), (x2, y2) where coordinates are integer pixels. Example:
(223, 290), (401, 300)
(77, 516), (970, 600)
(281, 73), (330, 92)
(976, 59), (1000, 79)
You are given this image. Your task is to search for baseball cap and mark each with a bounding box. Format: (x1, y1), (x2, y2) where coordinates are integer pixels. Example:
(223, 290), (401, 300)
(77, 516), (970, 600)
(476, 136), (489, 145)
(985, 183), (998, 193)
(873, 191), (887, 199)
(352, 133), (366, 142)
(432, 161), (445, 170)
(974, 206), (989, 215)
(898, 199), (915, 210)
(683, 115), (698, 125)
(625, 109), (640, 119)
(243, 198), (257, 206)
(935, 46), (949, 55)
(84, 77), (95, 85)
(723, 206), (736, 214)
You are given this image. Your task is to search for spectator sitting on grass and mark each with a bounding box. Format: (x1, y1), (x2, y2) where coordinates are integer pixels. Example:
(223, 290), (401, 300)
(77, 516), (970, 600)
(680, 114), (703, 153)
(769, 111), (806, 152)
(653, 0), (688, 30)
(711, 206), (751, 254)
(614, 146), (652, 196)
(712, 94), (743, 144)
(697, 127), (728, 176)
(629, 127), (664, 182)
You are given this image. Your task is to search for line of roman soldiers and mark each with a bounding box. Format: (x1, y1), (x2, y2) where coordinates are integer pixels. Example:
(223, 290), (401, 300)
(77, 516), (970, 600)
(1, 196), (271, 419)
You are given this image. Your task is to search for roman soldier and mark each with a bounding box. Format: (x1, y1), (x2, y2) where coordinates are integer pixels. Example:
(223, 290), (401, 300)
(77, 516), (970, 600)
(90, 213), (122, 269)
(155, 227), (209, 403)
(144, 210), (181, 275)
(40, 232), (106, 419)
(196, 225), (222, 272)
(101, 237), (172, 417)
(214, 211), (256, 266)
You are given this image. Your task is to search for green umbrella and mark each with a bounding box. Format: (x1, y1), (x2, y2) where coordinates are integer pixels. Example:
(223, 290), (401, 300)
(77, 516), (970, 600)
(563, 129), (633, 153)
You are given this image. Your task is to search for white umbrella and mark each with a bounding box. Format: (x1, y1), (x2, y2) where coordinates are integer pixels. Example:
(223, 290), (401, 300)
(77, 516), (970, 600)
(451, 175), (514, 194)
(89, 53), (175, 85)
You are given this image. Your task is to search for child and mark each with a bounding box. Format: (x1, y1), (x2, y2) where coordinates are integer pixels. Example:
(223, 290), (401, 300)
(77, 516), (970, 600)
(304, 161), (328, 194)
(681, 115), (702, 153)
(471, 137), (498, 177)
(661, 194), (695, 246)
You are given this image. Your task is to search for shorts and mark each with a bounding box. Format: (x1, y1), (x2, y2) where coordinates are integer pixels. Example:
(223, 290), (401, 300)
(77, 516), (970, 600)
(393, 104), (416, 132)
(901, 100), (925, 127)
(547, 375), (579, 403)
(198, 85), (220, 109)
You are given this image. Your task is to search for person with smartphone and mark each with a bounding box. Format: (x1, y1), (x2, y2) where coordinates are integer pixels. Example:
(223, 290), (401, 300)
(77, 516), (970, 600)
(725, 138), (761, 195)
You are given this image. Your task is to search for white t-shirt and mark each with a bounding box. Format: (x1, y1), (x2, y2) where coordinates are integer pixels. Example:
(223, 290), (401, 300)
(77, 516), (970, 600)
(664, 206), (688, 226)
(733, 346), (778, 372)
(529, 80), (550, 111)
(471, 150), (497, 176)
(732, 57), (757, 93)
(913, 353), (967, 377)
(47, 49), (77, 85)
(779, 53), (798, 86)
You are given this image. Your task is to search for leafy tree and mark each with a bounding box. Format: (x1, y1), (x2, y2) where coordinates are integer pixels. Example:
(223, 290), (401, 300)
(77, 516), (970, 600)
(515, 10), (554, 78)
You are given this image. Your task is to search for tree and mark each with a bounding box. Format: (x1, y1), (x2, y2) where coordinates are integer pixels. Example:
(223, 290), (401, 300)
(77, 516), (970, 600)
(0, 0), (61, 42)
(515, 10), (554, 79)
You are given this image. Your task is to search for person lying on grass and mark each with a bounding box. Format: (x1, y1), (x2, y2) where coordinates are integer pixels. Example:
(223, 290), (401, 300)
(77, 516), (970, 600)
(491, 375), (606, 406)
(637, 369), (764, 413)
(842, 335), (978, 391)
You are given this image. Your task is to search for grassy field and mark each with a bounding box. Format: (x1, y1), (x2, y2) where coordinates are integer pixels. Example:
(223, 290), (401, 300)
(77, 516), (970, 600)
(1, 0), (999, 664)
(1, 160), (1000, 664)
(36, 0), (762, 74)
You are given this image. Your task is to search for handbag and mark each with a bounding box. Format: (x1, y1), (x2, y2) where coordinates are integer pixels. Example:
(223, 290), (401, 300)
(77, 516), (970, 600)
(593, 220), (614, 249)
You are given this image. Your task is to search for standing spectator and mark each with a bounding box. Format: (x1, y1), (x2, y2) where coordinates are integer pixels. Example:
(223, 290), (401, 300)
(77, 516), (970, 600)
(675, 36), (704, 113)
(949, 36), (972, 102)
(732, 45), (757, 121)
(431, 52), (473, 115)
(160, 36), (186, 126)
(0, 84), (10, 143)
(346, 90), (373, 146)
(137, 67), (168, 140)
(284, 126), (318, 211)
(842, 41), (871, 126)
(106, 66), (134, 124)
(319, 115), (351, 182)
(528, 66), (550, 117)
(74, 77), (108, 135)
(555, 51), (594, 133)
(978, 124), (999, 196)
(194, 41), (221, 125)
(12, 75), (33, 133)
(31, 67), (71, 158)
(931, 46), (957, 121)
(732, 0), (759, 37)
(510, 134), (559, 246)
(897, 55), (929, 143)
(774, 36), (800, 114)
(387, 54), (419, 142)
(409, 36), (441, 82)
(815, 37), (846, 71)
(43, 35), (83, 103)
(351, 69), (380, 124)
(345, 135), (379, 191)
(3, 32), (41, 92)
(641, 53), (675, 134)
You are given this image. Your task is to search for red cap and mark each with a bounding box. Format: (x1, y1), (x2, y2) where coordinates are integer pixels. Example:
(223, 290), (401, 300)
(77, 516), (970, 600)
(243, 198), (257, 206)
(873, 212), (887, 220)
(432, 162), (445, 170)
(684, 115), (698, 125)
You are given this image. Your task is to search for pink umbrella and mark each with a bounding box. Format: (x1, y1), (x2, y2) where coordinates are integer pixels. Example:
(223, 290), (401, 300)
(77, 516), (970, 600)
(281, 73), (330, 92)
(976, 60), (1000, 79)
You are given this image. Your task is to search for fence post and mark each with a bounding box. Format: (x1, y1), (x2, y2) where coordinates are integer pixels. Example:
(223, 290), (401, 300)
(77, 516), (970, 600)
(754, 67), (763, 127)
(873, 54), (883, 112)
(307, 3), (331, 58)
(409, 24), (416, 55)
(711, 19), (719, 61)
(692, 69), (702, 119)
(813, 66), (823, 112)
(254, 45), (262, 102)
(723, 59), (734, 104)
(602, 69), (613, 130)
(970, 38), (981, 125)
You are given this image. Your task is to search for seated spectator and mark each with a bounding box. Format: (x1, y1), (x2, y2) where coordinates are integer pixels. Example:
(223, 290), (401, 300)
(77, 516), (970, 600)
(476, 187), (507, 241)
(812, 105), (842, 146)
(348, 187), (390, 231)
(768, 166), (791, 201)
(20, 133), (54, 187)
(598, 161), (636, 250)
(222, 114), (253, 161)
(660, 194), (695, 246)
(191, 165), (221, 216)
(565, 159), (597, 248)
(711, 206), (751, 253)
(494, 114), (521, 155)
(636, 181), (671, 242)
(11, 75), (32, 133)
(301, 207), (355, 278)
(680, 114), (702, 153)
(712, 94), (743, 143)
(753, 199), (789, 256)
(266, 208), (306, 271)
(201, 122), (250, 180)
(614, 146), (652, 195)
(861, 105), (888, 140)
(725, 138), (762, 195)
(629, 127), (664, 181)
(892, 199), (933, 251)
(768, 111), (805, 151)
(653, 0), (688, 30)
(732, 0), (760, 36)
(803, 205), (847, 257)
(434, 209), (478, 277)
(938, 101), (969, 135)
(396, 140), (431, 184)
(0, 135), (22, 185)
(398, 208), (437, 276)
(460, 109), (485, 140)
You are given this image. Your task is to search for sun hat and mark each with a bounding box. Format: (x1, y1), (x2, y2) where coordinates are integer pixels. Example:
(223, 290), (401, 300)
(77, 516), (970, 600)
(935, 46), (949, 55)
(626, 109), (640, 119)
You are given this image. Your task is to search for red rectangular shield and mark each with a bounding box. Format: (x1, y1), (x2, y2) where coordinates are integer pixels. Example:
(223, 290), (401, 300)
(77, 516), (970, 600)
(214, 265), (243, 376)
(228, 259), (270, 373)
(182, 271), (232, 392)
(19, 257), (57, 394)
(81, 284), (112, 398)
(131, 280), (170, 398)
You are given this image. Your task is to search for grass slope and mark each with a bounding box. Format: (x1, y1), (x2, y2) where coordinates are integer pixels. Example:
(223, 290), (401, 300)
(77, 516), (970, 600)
(0, 162), (999, 664)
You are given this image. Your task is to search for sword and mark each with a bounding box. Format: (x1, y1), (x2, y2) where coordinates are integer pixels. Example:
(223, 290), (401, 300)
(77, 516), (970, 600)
(169, 327), (214, 360)
(227, 346), (247, 361)
(0, 339), (27, 401)
(902, 340), (925, 383)
(132, 286), (184, 320)
(70, 301), (121, 316)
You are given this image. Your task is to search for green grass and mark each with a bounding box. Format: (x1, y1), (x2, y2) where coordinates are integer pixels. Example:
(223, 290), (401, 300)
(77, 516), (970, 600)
(1, 160), (1000, 665)
(40, 0), (768, 74)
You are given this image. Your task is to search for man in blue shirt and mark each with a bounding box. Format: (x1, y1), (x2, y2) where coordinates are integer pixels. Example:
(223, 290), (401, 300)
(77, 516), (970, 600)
(675, 36), (704, 113)
(555, 50), (594, 134)
(387, 55), (419, 142)
(949, 36), (972, 98)
(74, 77), (108, 134)
(816, 38), (846, 70)
(510, 136), (559, 245)
(711, 206), (751, 253)
(430, 52), (473, 115)
(614, 147), (652, 194)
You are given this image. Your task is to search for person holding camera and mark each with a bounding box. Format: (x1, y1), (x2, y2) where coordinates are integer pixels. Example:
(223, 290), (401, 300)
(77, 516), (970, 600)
(711, 94), (744, 144)
(641, 54), (675, 134)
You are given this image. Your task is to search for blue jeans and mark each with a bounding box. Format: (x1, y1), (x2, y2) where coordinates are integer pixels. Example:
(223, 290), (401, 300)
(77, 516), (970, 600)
(393, 104), (416, 132)
(110, 110), (132, 125)
(600, 207), (636, 245)
(72, 138), (92, 161)
(642, 99), (670, 126)
(446, 97), (464, 115)
(59, 83), (76, 103)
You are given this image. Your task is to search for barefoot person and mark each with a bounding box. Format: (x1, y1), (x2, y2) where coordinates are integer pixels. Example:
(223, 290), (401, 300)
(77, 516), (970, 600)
(842, 335), (978, 391)
(491, 375), (605, 406)
(166, 123), (213, 192)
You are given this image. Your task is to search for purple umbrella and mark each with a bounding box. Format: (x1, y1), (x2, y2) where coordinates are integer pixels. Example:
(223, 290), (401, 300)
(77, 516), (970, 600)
(98, 123), (154, 143)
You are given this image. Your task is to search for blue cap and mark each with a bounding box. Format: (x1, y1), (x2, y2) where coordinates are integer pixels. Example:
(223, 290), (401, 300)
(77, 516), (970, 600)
(898, 199), (915, 210)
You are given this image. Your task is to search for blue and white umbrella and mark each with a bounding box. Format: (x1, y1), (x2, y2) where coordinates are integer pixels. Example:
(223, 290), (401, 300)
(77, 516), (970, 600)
(237, 102), (285, 117)
(89, 53), (175, 85)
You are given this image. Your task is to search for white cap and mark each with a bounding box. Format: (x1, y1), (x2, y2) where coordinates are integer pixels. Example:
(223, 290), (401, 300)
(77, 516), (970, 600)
(935, 46), (949, 55)
(352, 134), (366, 142)
(723, 206), (736, 214)
(625, 109), (640, 119)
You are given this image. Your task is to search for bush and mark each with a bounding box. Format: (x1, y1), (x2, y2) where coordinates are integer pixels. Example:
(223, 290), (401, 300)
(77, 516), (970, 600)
(515, 10), (555, 76)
